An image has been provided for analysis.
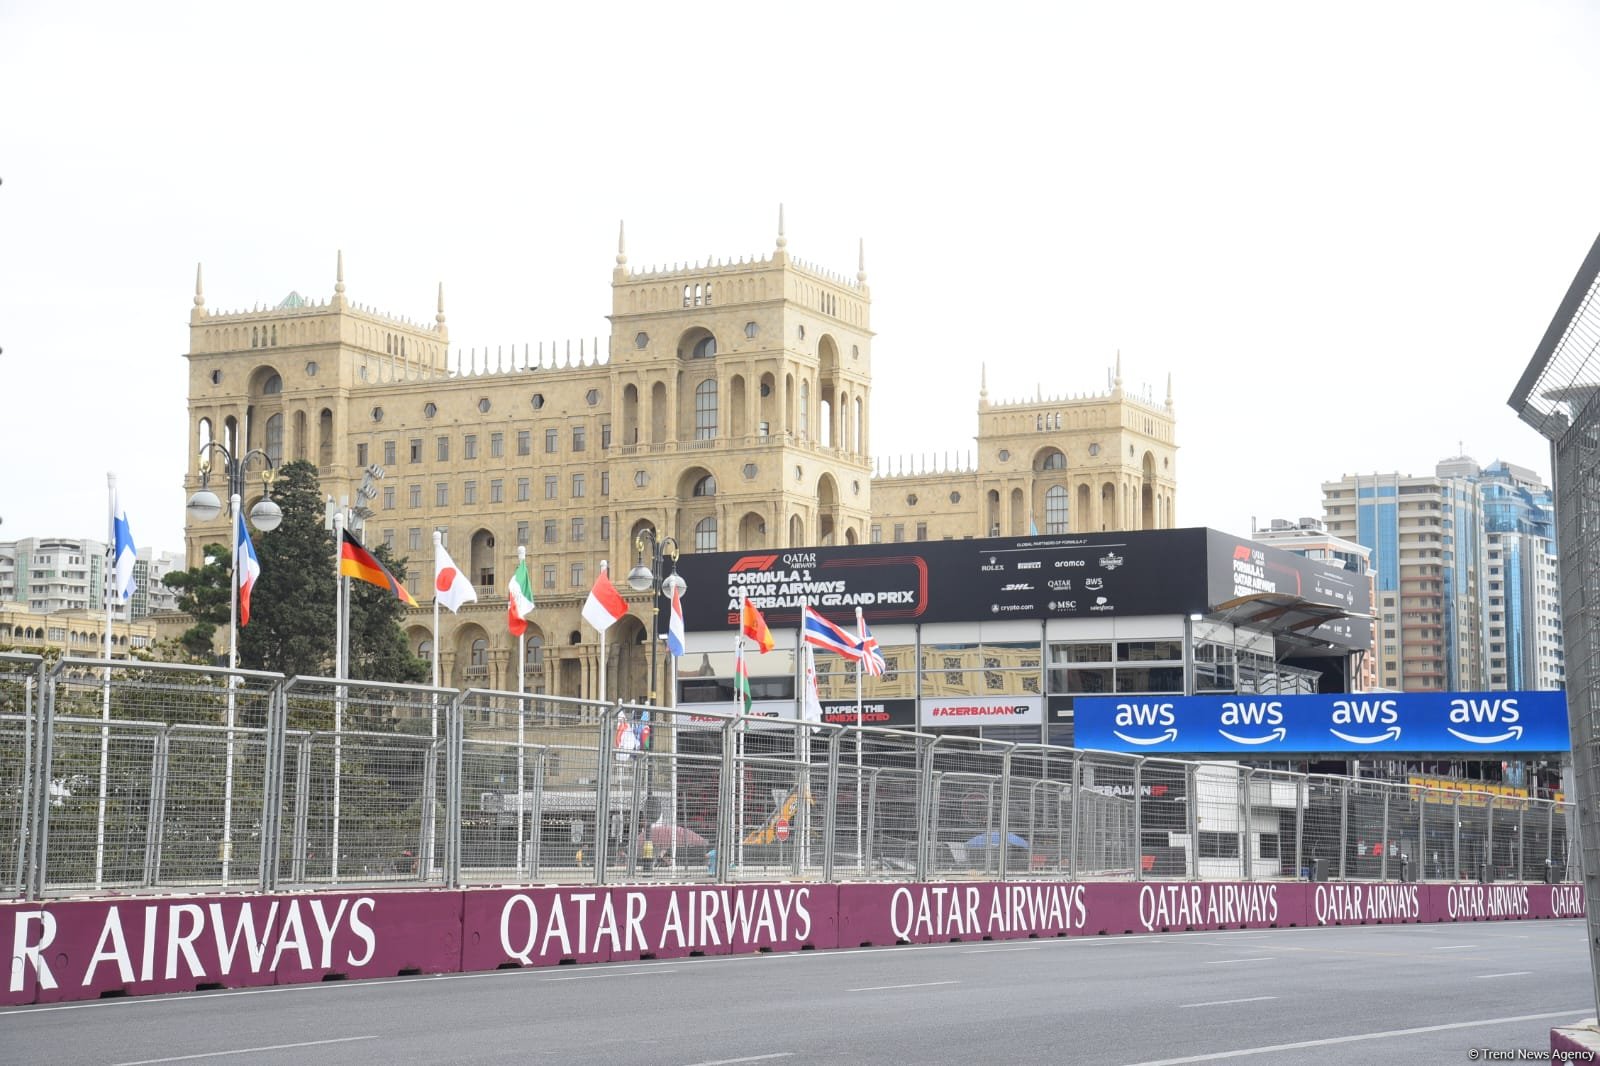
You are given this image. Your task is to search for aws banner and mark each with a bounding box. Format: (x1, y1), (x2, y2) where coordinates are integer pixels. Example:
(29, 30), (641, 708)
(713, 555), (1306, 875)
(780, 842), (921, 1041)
(1072, 691), (1570, 754)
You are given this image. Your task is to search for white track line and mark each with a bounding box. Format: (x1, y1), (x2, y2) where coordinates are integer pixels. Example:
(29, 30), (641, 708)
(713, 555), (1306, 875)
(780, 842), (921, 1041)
(112, 1035), (377, 1065)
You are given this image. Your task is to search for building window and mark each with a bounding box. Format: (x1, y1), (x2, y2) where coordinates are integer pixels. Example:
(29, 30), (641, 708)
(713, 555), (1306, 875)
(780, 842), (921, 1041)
(601, 423), (612, 448)
(357, 442), (369, 467)
(799, 382), (810, 438)
(544, 520), (558, 544)
(490, 479), (504, 503)
(693, 475), (717, 496)
(517, 477), (530, 502)
(743, 463), (757, 479)
(871, 525), (883, 543)
(1041, 451), (1066, 470)
(384, 440), (396, 466)
(916, 522), (928, 541)
(382, 529), (395, 549)
(573, 425), (587, 451)
(1045, 485), (1069, 533)
(572, 473), (586, 498)
(489, 432), (503, 458)
(692, 336), (717, 359)
(371, 407), (384, 422)
(409, 484), (422, 508)
(383, 486), (396, 510)
(463, 481), (478, 505)
(532, 393), (545, 410)
(634, 470), (648, 488)
(423, 402), (437, 419)
(600, 471), (611, 496)
(695, 379), (718, 440)
(600, 515), (611, 542)
(516, 521), (529, 546)
(695, 516), (718, 552)
(435, 483), (449, 507)
(893, 523), (905, 543)
(545, 475), (558, 499)
(745, 321), (758, 339)
(570, 563), (584, 587)
(635, 332), (649, 349)
(437, 436), (449, 462)
(517, 430), (530, 456)
(571, 517), (585, 542)
(409, 527), (422, 551)
(545, 428), (558, 453)
(410, 439), (422, 463)
(586, 388), (600, 406)
(464, 434), (478, 459)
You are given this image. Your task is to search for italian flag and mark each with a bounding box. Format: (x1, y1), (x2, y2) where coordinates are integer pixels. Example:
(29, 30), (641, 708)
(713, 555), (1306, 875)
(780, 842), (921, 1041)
(507, 559), (535, 636)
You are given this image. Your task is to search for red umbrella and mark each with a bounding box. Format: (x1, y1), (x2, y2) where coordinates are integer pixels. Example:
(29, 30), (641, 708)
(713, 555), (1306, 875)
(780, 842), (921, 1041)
(642, 823), (709, 850)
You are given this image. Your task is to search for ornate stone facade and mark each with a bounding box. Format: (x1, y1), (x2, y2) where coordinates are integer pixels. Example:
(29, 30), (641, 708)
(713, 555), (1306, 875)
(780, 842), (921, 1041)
(183, 219), (1177, 699)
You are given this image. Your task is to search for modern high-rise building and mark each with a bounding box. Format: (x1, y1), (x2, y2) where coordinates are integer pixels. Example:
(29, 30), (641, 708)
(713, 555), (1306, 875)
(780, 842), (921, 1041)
(1321, 456), (1560, 693)
(182, 220), (1179, 696)
(0, 537), (113, 617)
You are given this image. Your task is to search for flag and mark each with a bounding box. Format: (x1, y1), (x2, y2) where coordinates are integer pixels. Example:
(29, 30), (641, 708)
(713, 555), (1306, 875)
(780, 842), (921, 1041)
(733, 641), (752, 715)
(435, 541), (477, 613)
(110, 492), (137, 602)
(801, 605), (862, 660)
(583, 563), (628, 632)
(741, 598), (775, 653)
(856, 608), (886, 677)
(340, 529), (419, 606)
(507, 558), (535, 636)
(613, 707), (639, 761)
(801, 644), (824, 723)
(637, 707), (652, 752)
(236, 510), (261, 628)
(1029, 514), (1039, 536)
(666, 583), (686, 659)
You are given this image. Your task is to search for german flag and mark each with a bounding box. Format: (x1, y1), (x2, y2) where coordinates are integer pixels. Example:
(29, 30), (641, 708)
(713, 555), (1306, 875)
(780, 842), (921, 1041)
(339, 529), (418, 606)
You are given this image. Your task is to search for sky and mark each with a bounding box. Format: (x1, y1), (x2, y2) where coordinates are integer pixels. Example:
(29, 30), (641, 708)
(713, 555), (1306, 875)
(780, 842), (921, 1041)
(3, 1), (1599, 554)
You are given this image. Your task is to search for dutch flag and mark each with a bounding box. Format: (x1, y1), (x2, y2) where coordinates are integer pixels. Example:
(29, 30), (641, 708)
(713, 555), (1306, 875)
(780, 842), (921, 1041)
(666, 583), (686, 659)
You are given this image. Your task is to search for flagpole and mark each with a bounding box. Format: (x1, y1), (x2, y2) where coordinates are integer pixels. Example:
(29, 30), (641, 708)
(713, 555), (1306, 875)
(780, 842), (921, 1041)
(736, 588), (746, 873)
(668, 644), (678, 873)
(515, 545), (528, 873)
(597, 560), (608, 703)
(95, 473), (116, 888)
(431, 531), (441, 692)
(331, 510), (344, 883)
(854, 607), (865, 875)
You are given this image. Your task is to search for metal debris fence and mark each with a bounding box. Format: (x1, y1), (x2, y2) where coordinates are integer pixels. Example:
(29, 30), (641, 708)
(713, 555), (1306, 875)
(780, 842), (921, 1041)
(0, 654), (1579, 899)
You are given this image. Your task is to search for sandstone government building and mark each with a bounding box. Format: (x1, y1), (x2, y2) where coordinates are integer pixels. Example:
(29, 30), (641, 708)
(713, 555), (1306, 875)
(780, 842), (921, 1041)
(183, 220), (1178, 700)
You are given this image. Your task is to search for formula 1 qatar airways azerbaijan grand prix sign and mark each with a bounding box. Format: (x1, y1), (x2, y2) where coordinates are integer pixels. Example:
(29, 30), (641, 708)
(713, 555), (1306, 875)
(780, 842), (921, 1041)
(1072, 691), (1571, 754)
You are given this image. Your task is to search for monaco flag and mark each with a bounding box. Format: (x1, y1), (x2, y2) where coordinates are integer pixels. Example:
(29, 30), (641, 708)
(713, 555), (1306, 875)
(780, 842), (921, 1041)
(434, 541), (477, 613)
(582, 562), (628, 632)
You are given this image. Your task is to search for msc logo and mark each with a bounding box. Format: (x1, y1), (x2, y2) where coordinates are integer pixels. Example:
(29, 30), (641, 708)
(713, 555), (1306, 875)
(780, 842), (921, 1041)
(730, 555), (780, 573)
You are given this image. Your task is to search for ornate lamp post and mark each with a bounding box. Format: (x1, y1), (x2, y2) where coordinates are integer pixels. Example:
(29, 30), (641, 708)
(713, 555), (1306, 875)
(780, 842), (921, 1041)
(626, 530), (684, 707)
(185, 440), (280, 884)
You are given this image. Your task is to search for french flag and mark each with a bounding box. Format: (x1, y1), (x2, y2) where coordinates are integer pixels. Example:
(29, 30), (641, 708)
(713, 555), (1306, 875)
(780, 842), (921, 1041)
(236, 509), (261, 627)
(802, 605), (862, 661)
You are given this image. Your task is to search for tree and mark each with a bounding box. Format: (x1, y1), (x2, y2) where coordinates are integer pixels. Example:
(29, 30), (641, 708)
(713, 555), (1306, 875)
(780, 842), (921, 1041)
(162, 544), (232, 660)
(348, 540), (428, 684)
(236, 460), (337, 678)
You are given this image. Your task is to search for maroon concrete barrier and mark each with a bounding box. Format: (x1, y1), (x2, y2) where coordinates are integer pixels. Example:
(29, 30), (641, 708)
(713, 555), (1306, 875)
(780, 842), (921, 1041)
(460, 884), (836, 972)
(3, 891), (462, 1006)
(2, 882), (1583, 1007)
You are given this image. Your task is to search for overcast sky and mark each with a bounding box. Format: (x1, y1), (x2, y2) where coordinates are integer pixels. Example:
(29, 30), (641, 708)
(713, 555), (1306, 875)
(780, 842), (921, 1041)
(3, 2), (1598, 555)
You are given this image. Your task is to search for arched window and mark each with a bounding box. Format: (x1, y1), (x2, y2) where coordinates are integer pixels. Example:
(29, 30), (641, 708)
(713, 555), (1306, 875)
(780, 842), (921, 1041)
(799, 381), (810, 439)
(1045, 486), (1070, 533)
(694, 379), (718, 440)
(693, 474), (717, 497)
(262, 372), (283, 395)
(1041, 451), (1066, 471)
(526, 635), (544, 669)
(470, 638), (488, 667)
(264, 413), (284, 463)
(417, 639), (433, 662)
(695, 516), (718, 552)
(692, 335), (717, 359)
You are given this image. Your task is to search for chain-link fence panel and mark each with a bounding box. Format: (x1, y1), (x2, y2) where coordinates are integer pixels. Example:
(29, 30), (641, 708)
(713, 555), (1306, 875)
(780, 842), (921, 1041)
(1077, 752), (1139, 878)
(1243, 769), (1307, 880)
(1417, 787), (1457, 881)
(154, 724), (271, 890)
(1301, 776), (1346, 880)
(1140, 758), (1193, 879)
(921, 736), (1011, 881)
(0, 654), (45, 898)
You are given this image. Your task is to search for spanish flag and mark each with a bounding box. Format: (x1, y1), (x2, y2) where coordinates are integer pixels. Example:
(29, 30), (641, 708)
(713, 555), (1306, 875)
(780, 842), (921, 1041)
(740, 597), (775, 653)
(340, 529), (418, 606)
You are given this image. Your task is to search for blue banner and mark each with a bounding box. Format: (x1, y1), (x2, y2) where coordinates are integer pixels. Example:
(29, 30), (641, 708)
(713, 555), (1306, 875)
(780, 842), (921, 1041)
(1071, 691), (1570, 754)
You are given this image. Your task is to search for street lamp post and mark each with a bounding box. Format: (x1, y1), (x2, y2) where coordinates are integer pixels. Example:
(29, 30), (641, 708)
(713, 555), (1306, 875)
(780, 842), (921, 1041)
(627, 531), (684, 867)
(185, 439), (281, 886)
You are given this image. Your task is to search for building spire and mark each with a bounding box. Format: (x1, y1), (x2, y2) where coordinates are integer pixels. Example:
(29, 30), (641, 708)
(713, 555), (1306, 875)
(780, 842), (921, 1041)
(335, 249), (346, 295)
(436, 282), (446, 325)
(1114, 349), (1123, 389)
(775, 203), (787, 250)
(979, 362), (989, 410)
(193, 263), (205, 308)
(616, 220), (627, 266)
(1165, 372), (1173, 407)
(857, 237), (867, 283)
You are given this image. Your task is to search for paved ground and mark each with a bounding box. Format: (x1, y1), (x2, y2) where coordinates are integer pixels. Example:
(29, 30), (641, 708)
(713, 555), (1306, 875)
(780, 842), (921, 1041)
(2, 919), (1592, 1065)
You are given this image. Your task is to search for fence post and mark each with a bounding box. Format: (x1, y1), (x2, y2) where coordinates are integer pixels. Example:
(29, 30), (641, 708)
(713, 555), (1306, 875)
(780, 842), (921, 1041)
(292, 738), (311, 884)
(1483, 794), (1494, 882)
(1133, 757), (1145, 882)
(1068, 751), (1081, 883)
(594, 703), (616, 886)
(1379, 785), (1391, 881)
(715, 719), (736, 882)
(1186, 762), (1201, 880)
(1518, 800), (1528, 882)
(1237, 766), (1253, 881)
(446, 689), (466, 889)
(822, 728), (840, 883)
(1294, 773), (1305, 881)
(916, 736), (940, 882)
(32, 662), (67, 898)
(1335, 778), (1347, 881)
(1453, 794), (1461, 882)
(257, 678), (285, 892)
(997, 747), (1014, 882)
(1416, 786), (1427, 883)
(143, 727), (169, 889)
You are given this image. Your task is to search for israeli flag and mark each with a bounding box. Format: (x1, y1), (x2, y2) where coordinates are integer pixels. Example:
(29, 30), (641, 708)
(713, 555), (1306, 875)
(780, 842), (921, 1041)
(111, 495), (138, 602)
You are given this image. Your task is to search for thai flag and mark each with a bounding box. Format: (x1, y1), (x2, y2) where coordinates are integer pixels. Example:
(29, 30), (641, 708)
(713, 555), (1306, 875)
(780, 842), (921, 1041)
(856, 608), (886, 677)
(666, 583), (686, 659)
(236, 509), (261, 627)
(801, 606), (862, 661)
